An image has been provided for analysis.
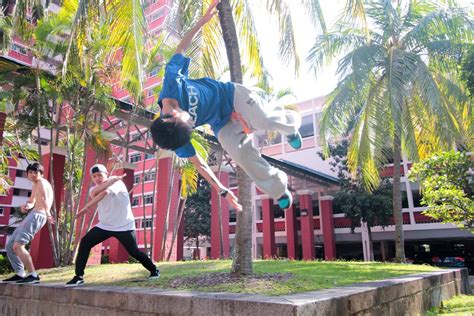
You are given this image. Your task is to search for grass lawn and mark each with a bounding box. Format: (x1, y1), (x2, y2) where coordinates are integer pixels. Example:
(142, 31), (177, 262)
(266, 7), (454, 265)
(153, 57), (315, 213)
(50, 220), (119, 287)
(425, 295), (474, 315)
(1, 260), (440, 296)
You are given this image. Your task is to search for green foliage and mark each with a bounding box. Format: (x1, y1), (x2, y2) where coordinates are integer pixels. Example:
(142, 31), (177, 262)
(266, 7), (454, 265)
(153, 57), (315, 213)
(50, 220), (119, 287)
(0, 117), (39, 194)
(334, 184), (393, 232)
(408, 151), (474, 231)
(461, 45), (474, 95)
(313, 0), (473, 190)
(0, 255), (13, 275)
(320, 141), (393, 231)
(184, 177), (211, 242)
(426, 295), (474, 315)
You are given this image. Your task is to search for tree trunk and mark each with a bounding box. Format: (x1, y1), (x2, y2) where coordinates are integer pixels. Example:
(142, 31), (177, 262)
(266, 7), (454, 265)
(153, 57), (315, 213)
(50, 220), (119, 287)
(367, 226), (374, 261)
(141, 146), (148, 254)
(218, 0), (253, 276)
(149, 158), (159, 257)
(166, 196), (186, 261)
(230, 168), (253, 275)
(0, 112), (6, 146)
(392, 132), (406, 263)
(216, 149), (225, 258)
(47, 100), (60, 266)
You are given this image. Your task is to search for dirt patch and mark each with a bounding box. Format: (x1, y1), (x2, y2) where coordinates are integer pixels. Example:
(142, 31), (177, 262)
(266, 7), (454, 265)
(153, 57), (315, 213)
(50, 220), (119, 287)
(169, 272), (293, 289)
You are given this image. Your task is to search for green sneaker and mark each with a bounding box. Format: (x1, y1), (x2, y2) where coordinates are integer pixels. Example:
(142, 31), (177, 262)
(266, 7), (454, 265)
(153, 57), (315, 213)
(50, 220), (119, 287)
(278, 190), (293, 210)
(287, 132), (302, 149)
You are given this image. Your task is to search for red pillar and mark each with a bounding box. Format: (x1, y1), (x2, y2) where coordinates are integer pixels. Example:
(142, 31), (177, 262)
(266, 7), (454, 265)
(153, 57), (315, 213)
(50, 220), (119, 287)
(210, 171), (230, 259)
(285, 205), (298, 259)
(262, 198), (276, 259)
(152, 156), (181, 261)
(108, 167), (134, 263)
(30, 149), (66, 269)
(320, 196), (336, 260)
(299, 192), (315, 260)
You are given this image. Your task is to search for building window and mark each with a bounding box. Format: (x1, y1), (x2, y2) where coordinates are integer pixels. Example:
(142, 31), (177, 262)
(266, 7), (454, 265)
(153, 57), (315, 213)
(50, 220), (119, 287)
(130, 153), (142, 163)
(145, 153), (154, 160)
(0, 207), (4, 215)
(144, 171), (156, 182)
(147, 8), (164, 23)
(142, 218), (153, 228)
(11, 44), (28, 55)
(132, 196), (140, 207)
(16, 169), (26, 177)
(299, 115), (315, 138)
(13, 188), (31, 197)
(130, 133), (143, 142)
(146, 90), (154, 98)
(149, 67), (160, 77)
(144, 194), (154, 205)
(133, 175), (141, 184)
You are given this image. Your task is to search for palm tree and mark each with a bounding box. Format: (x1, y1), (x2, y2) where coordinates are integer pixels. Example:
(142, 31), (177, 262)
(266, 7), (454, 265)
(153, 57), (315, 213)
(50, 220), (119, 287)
(310, 0), (473, 262)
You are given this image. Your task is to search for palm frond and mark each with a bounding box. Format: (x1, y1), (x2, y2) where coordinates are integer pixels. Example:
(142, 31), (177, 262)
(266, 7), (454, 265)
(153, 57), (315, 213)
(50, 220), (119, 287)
(107, 0), (147, 103)
(401, 7), (473, 53)
(299, 0), (327, 35)
(61, 0), (88, 78)
(307, 30), (367, 76)
(265, 0), (300, 75)
(342, 0), (369, 39)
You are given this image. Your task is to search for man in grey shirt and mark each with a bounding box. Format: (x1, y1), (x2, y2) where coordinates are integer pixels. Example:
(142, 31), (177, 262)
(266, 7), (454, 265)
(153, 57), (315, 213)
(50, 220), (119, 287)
(66, 164), (159, 287)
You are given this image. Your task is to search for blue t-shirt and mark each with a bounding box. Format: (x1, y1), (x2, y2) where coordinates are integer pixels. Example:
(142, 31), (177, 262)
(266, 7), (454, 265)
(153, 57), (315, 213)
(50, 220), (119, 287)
(158, 54), (235, 158)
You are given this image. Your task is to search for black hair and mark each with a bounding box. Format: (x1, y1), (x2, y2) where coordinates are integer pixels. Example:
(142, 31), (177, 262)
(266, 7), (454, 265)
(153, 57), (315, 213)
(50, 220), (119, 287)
(26, 162), (44, 174)
(150, 115), (193, 150)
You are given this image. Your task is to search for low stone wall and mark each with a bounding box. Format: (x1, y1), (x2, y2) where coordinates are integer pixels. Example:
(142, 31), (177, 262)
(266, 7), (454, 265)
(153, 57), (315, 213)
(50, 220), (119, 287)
(0, 268), (470, 316)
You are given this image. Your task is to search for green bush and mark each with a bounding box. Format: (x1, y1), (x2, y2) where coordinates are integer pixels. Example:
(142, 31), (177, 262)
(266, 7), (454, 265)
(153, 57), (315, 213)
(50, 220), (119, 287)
(0, 254), (13, 275)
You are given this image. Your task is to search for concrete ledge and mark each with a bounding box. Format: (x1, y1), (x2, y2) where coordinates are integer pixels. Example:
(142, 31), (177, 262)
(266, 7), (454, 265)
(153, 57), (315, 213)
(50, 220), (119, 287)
(0, 268), (470, 315)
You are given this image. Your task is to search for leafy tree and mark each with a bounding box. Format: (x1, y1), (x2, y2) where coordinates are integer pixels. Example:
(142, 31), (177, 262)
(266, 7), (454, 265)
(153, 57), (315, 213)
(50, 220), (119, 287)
(312, 0), (473, 262)
(183, 176), (211, 257)
(408, 151), (474, 231)
(461, 45), (474, 95)
(321, 141), (392, 259)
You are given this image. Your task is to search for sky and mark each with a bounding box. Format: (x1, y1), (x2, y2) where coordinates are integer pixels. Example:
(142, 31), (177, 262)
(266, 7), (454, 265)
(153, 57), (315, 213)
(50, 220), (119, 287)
(252, 0), (473, 102)
(252, 1), (345, 102)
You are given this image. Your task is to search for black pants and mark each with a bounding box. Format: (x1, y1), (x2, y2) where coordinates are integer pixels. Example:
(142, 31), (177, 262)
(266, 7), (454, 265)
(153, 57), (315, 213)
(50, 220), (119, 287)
(75, 226), (156, 276)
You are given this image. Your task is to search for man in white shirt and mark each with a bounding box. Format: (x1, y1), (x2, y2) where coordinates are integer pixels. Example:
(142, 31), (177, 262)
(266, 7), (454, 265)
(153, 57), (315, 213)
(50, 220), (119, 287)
(66, 164), (159, 287)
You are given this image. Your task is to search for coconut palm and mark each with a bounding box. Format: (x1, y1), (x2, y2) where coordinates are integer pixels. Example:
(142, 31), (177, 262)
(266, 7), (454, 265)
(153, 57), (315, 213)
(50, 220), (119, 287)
(310, 0), (473, 262)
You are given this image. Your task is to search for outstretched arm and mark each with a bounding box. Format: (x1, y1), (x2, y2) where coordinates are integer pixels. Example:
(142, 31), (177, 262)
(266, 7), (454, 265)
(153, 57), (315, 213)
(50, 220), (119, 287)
(175, 0), (219, 55)
(189, 153), (242, 212)
(76, 190), (108, 218)
(89, 174), (126, 198)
